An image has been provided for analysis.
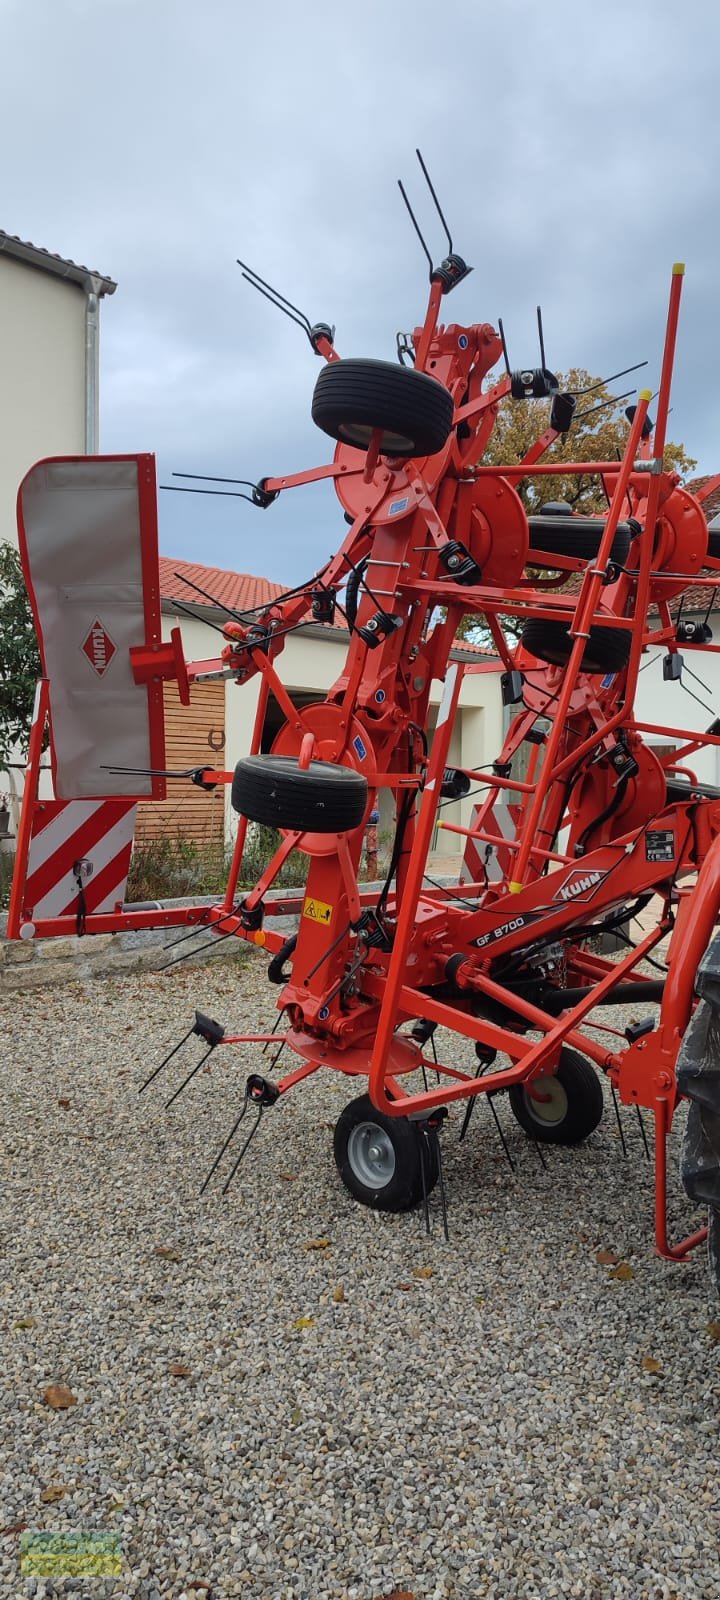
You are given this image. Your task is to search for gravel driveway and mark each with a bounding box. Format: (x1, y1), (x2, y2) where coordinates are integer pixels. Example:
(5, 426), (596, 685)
(1, 953), (719, 1599)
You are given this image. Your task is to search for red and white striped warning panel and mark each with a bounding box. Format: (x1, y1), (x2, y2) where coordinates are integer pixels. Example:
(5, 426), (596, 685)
(20, 800), (137, 923)
(461, 801), (520, 886)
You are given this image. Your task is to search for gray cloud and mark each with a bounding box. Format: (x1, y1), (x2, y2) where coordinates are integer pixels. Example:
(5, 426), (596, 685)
(3, 0), (720, 581)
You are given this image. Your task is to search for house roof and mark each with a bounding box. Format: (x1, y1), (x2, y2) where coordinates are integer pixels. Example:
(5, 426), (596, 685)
(159, 556), (283, 616)
(0, 230), (116, 295)
(160, 555), (499, 657)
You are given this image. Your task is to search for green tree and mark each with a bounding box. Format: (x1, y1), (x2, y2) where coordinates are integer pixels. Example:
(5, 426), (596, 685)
(0, 541), (41, 767)
(455, 369), (696, 643)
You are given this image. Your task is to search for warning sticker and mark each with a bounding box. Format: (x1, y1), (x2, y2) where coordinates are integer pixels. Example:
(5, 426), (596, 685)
(303, 896), (333, 925)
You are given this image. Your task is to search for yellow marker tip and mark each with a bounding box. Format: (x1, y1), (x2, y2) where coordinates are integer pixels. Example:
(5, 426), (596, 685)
(508, 881), (523, 894)
(639, 389), (653, 402)
(672, 262), (685, 275)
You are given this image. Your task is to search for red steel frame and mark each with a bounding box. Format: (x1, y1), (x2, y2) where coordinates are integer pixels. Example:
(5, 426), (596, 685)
(10, 261), (720, 1262)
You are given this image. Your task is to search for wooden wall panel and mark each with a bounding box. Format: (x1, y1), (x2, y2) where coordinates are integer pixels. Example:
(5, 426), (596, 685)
(135, 681), (225, 843)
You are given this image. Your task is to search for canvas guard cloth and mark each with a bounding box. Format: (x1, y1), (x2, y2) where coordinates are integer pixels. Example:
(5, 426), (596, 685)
(19, 458), (156, 799)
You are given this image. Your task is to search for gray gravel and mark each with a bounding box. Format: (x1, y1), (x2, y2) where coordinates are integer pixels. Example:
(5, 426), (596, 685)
(1, 953), (719, 1600)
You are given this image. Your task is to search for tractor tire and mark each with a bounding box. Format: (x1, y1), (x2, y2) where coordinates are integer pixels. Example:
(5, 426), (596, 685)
(527, 503), (633, 565)
(231, 755), (368, 834)
(678, 938), (720, 1297)
(508, 1048), (604, 1145)
(333, 1093), (439, 1212)
(521, 618), (631, 674)
(311, 358), (454, 458)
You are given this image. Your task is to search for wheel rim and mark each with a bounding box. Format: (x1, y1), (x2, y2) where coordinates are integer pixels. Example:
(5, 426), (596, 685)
(338, 421), (415, 453)
(347, 1121), (396, 1187)
(523, 1074), (568, 1127)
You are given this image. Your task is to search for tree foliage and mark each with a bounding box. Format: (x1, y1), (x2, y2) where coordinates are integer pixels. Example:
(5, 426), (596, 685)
(455, 369), (696, 643)
(0, 541), (41, 768)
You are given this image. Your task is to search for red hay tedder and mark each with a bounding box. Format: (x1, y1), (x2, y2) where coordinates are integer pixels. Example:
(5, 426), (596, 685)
(8, 156), (720, 1289)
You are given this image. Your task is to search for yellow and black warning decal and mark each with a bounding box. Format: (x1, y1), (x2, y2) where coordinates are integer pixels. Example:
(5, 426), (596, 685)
(302, 896), (334, 925)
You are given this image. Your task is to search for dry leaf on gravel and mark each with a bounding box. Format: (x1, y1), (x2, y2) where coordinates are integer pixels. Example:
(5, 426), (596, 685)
(1, 1522), (28, 1536)
(413, 1267), (433, 1279)
(40, 1485), (68, 1504)
(642, 1356), (663, 1373)
(609, 1262), (634, 1281)
(595, 1248), (620, 1265)
(57, 1098), (71, 1109)
(154, 1246), (182, 1262)
(169, 1361), (191, 1378)
(42, 1384), (77, 1409)
(304, 1238), (331, 1251)
(14, 1317), (35, 1330)
(293, 1317), (315, 1331)
(279, 1172), (298, 1182)
(397, 1283), (412, 1292)
(332, 1285), (345, 1303)
(705, 1321), (720, 1341)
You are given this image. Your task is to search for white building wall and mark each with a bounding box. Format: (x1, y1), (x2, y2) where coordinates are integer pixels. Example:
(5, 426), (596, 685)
(0, 257), (87, 548)
(633, 636), (720, 786)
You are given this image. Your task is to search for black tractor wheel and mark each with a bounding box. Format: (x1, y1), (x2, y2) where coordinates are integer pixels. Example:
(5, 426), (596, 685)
(333, 1093), (439, 1211)
(312, 358), (454, 458)
(508, 1048), (604, 1145)
(527, 502), (633, 565)
(231, 755), (368, 834)
(521, 618), (631, 674)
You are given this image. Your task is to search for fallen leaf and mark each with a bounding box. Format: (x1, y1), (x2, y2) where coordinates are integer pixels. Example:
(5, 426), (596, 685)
(279, 1172), (298, 1182)
(57, 1098), (71, 1109)
(290, 1407), (302, 1426)
(609, 1262), (634, 1281)
(376, 1591), (416, 1600)
(304, 1238), (331, 1251)
(13, 1317), (36, 1330)
(413, 1267), (433, 1279)
(169, 1361), (191, 1378)
(293, 1317), (315, 1331)
(642, 1357), (663, 1374)
(154, 1246), (182, 1262)
(107, 1499), (125, 1513)
(40, 1485), (68, 1504)
(332, 1285), (345, 1303)
(397, 1283), (413, 1292)
(474, 1297), (485, 1307)
(0, 1521), (28, 1536)
(705, 1321), (720, 1341)
(595, 1248), (620, 1265)
(43, 1384), (77, 1409)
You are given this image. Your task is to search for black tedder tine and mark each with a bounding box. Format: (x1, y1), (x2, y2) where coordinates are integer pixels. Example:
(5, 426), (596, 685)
(635, 1104), (651, 1160)
(138, 1026), (195, 1094)
(200, 1098), (250, 1195)
(221, 1107), (265, 1195)
(611, 1084), (629, 1157)
(487, 1092), (516, 1173)
(165, 1044), (215, 1109)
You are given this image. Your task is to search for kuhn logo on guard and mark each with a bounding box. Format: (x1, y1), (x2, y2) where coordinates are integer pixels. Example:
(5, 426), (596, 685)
(553, 868), (607, 904)
(81, 619), (116, 678)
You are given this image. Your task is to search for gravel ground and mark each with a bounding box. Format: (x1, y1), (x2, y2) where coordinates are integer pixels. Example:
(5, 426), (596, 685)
(1, 952), (719, 1600)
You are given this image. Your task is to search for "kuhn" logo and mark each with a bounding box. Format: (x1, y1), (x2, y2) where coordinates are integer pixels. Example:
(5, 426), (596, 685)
(81, 619), (116, 678)
(553, 868), (607, 904)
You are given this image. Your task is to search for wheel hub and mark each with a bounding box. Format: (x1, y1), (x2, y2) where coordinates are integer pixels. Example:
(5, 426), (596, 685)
(347, 1121), (396, 1187)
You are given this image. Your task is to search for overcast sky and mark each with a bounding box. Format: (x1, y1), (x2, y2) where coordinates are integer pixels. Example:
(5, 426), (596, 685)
(3, 0), (719, 584)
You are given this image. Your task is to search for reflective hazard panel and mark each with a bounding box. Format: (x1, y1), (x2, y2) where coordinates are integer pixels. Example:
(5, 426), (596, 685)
(303, 896), (333, 924)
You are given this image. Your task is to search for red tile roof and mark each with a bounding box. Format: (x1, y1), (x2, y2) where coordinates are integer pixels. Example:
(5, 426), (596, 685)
(160, 555), (499, 656)
(159, 557), (284, 615)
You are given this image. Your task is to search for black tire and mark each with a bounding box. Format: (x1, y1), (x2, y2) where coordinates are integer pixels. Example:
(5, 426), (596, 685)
(333, 1093), (439, 1211)
(709, 530), (720, 561)
(528, 505), (632, 565)
(521, 618), (631, 674)
(232, 755), (367, 833)
(508, 1048), (604, 1145)
(312, 358), (454, 458)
